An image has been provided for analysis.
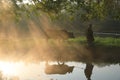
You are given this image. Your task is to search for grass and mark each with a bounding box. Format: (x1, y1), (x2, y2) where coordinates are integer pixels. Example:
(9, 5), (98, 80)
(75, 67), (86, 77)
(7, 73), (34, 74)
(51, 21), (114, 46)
(0, 37), (120, 48)
(95, 37), (120, 47)
(67, 36), (120, 47)
(67, 36), (86, 44)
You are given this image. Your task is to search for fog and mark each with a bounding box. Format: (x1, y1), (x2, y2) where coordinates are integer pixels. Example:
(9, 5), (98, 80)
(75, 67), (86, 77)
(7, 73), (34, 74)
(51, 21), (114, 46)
(0, 1), (119, 64)
(0, 0), (89, 63)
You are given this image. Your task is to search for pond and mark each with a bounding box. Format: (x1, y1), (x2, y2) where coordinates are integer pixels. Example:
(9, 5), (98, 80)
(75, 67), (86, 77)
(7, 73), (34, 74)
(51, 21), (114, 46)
(0, 41), (120, 80)
(0, 61), (120, 80)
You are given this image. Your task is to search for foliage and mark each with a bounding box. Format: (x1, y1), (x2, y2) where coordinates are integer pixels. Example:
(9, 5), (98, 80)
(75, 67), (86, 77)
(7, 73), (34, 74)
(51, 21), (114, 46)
(30, 0), (120, 21)
(1, 0), (120, 23)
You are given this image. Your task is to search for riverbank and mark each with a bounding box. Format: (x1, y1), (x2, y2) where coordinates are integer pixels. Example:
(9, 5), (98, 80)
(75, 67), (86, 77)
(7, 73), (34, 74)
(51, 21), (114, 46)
(67, 36), (120, 47)
(0, 37), (119, 63)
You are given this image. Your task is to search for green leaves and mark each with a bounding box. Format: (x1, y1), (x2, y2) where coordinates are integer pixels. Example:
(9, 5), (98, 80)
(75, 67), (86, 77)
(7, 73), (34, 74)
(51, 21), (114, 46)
(8, 0), (120, 22)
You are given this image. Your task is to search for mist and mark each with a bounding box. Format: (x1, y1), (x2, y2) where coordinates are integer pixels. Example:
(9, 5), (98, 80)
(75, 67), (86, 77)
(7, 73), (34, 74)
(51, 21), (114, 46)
(0, 0), (91, 63)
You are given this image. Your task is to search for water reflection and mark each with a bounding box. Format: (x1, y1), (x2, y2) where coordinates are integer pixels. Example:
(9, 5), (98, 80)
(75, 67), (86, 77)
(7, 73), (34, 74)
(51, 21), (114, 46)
(0, 61), (119, 80)
(0, 43), (119, 80)
(0, 71), (3, 80)
(0, 71), (19, 80)
(84, 63), (94, 80)
(45, 62), (74, 75)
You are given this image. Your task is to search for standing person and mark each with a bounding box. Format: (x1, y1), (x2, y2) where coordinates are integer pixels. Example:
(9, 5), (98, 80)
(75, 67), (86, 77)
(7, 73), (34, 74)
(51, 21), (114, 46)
(86, 24), (94, 46)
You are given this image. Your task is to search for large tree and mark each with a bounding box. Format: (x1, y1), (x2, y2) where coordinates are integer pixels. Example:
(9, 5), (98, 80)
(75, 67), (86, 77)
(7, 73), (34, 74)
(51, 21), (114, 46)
(30, 0), (120, 20)
(1, 0), (120, 28)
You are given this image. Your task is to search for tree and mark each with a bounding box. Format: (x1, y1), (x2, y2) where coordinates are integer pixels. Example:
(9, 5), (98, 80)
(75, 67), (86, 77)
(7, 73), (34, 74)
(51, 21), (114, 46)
(3, 0), (120, 26)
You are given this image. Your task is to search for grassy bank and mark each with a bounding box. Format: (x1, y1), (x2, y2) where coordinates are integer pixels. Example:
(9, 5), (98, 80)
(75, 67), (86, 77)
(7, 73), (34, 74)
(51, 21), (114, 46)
(68, 37), (120, 47)
(0, 37), (120, 48)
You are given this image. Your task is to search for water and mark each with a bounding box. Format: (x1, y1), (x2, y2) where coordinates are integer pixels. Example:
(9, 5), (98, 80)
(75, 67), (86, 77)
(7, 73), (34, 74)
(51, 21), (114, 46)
(0, 61), (119, 80)
(0, 38), (119, 80)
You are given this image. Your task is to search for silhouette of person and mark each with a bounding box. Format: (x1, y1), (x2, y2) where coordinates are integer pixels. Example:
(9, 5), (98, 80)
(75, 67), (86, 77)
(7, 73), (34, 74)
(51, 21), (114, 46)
(84, 63), (94, 80)
(86, 24), (94, 46)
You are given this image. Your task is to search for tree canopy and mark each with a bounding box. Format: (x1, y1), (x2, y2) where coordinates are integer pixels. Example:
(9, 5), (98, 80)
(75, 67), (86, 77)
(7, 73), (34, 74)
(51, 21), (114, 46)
(1, 0), (120, 22)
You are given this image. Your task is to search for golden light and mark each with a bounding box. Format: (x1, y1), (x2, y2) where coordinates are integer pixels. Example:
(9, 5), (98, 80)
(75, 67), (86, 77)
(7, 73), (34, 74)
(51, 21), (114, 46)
(0, 0), (12, 10)
(0, 62), (21, 76)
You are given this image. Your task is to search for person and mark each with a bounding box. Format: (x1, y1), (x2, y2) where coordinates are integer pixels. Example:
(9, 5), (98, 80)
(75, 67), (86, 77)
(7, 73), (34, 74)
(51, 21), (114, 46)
(86, 24), (94, 46)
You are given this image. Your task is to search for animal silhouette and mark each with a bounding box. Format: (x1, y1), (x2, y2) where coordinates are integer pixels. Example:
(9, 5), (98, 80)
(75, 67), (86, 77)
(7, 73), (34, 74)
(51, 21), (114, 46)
(45, 62), (74, 74)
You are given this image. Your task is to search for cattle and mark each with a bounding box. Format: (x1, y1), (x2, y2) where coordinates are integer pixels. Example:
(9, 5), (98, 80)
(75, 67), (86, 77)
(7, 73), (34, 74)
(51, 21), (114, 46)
(45, 62), (74, 74)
